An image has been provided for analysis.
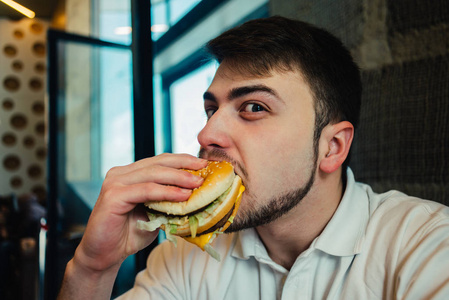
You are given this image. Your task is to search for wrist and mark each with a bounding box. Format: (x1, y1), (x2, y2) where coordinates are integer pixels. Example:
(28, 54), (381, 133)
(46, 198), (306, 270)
(58, 254), (122, 300)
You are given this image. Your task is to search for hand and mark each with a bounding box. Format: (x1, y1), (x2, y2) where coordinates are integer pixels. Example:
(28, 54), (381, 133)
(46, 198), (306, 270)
(73, 153), (207, 272)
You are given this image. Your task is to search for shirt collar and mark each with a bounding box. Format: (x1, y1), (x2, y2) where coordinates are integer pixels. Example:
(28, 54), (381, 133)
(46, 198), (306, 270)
(231, 168), (369, 260)
(232, 228), (289, 273)
(232, 227), (265, 260)
(314, 168), (369, 256)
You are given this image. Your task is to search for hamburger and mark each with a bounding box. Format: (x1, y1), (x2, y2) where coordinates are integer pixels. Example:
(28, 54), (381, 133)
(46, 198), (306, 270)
(137, 161), (245, 260)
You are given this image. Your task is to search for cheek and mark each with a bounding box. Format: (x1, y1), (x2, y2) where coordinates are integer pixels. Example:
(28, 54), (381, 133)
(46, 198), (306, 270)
(236, 117), (315, 191)
(243, 137), (314, 196)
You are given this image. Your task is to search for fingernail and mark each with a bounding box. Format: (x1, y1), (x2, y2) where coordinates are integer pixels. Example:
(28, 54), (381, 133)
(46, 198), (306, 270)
(195, 176), (204, 184)
(181, 188), (192, 194)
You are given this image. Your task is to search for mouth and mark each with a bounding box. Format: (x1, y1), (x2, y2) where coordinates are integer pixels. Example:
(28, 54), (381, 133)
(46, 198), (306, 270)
(198, 148), (247, 186)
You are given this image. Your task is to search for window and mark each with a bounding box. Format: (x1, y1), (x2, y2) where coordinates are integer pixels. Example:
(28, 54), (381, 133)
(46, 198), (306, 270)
(93, 0), (132, 45)
(46, 30), (134, 299)
(90, 0), (134, 177)
(98, 48), (134, 177)
(62, 43), (134, 184)
(169, 61), (217, 155)
(151, 0), (202, 40)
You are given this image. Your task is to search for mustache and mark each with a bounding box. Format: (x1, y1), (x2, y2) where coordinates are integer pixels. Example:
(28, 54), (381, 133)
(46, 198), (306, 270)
(198, 148), (248, 180)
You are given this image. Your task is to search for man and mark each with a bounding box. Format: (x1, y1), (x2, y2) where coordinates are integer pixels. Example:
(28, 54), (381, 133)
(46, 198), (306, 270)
(58, 16), (449, 299)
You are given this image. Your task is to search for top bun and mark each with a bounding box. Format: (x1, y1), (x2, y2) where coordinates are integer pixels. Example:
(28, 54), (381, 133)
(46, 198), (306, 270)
(145, 161), (236, 215)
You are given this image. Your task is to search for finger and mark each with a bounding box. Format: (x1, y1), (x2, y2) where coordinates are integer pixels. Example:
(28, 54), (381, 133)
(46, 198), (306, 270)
(129, 182), (194, 203)
(118, 165), (204, 188)
(153, 153), (208, 170)
(100, 182), (193, 214)
(105, 153), (207, 177)
(127, 153), (208, 174)
(129, 205), (160, 252)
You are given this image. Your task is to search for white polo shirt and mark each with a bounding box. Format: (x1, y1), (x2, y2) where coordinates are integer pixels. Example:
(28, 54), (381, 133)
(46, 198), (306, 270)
(117, 169), (449, 299)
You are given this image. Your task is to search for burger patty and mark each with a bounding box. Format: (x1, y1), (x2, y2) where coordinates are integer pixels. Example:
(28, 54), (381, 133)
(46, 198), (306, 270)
(144, 206), (208, 218)
(199, 204), (234, 235)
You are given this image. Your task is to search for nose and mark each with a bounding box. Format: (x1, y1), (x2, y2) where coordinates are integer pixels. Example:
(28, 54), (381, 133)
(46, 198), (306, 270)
(197, 109), (232, 151)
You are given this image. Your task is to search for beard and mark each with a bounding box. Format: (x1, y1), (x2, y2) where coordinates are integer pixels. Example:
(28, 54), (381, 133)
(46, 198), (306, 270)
(226, 158), (317, 232)
(198, 141), (319, 233)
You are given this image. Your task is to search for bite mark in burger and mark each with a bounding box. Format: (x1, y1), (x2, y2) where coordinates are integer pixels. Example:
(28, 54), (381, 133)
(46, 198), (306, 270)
(137, 161), (245, 261)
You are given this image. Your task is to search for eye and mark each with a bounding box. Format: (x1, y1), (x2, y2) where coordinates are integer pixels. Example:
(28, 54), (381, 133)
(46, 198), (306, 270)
(204, 106), (217, 120)
(243, 103), (266, 113)
(239, 102), (269, 120)
(241, 102), (268, 114)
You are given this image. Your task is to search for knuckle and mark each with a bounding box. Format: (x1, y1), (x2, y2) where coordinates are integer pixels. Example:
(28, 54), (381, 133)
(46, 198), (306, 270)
(158, 152), (172, 159)
(105, 166), (120, 178)
(100, 188), (114, 201)
(141, 165), (158, 179)
(180, 169), (196, 181)
(101, 183), (120, 198)
(102, 173), (118, 188)
(143, 183), (155, 197)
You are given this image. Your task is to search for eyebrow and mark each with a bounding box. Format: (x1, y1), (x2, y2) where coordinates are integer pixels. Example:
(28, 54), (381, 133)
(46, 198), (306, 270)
(203, 84), (281, 103)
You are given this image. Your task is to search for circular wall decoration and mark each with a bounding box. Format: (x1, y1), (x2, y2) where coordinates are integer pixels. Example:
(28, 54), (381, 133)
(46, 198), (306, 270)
(36, 147), (47, 160)
(29, 77), (43, 91)
(10, 176), (23, 189)
(1, 18), (49, 199)
(3, 76), (21, 91)
(35, 121), (45, 136)
(2, 98), (14, 110)
(32, 101), (44, 115)
(2, 132), (17, 146)
(32, 42), (45, 57)
(27, 164), (42, 179)
(10, 113), (28, 130)
(3, 44), (17, 57)
(34, 62), (45, 73)
(3, 154), (21, 171)
(13, 29), (24, 39)
(11, 60), (23, 71)
(30, 22), (44, 34)
(23, 135), (36, 149)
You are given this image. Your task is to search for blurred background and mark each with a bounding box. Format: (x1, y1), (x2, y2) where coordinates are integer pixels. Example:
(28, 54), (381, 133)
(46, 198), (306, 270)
(0, 0), (448, 299)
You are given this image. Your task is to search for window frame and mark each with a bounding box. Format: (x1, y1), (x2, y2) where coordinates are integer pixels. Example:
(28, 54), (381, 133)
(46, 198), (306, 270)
(46, 29), (133, 300)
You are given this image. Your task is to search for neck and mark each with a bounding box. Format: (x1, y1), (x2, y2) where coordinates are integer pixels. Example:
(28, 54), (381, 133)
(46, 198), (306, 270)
(255, 170), (344, 270)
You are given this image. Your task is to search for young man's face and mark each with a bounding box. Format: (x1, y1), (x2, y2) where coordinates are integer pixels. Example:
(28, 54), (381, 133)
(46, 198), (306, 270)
(198, 62), (319, 230)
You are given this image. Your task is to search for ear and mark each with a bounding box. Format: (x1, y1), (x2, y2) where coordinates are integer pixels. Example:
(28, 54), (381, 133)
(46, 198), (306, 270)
(319, 121), (354, 174)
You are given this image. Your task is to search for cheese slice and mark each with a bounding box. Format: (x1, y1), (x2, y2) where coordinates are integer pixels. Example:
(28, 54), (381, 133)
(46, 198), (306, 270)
(184, 232), (215, 250)
(183, 185), (245, 251)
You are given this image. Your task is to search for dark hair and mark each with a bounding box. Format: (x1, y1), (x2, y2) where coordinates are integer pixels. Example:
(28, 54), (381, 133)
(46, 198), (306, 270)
(206, 16), (362, 169)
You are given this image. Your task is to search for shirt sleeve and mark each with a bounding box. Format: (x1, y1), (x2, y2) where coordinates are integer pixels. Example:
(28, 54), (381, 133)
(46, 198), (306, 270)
(114, 240), (187, 300)
(395, 207), (449, 299)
